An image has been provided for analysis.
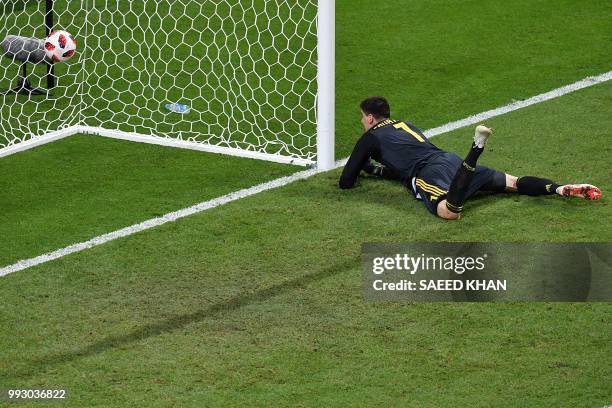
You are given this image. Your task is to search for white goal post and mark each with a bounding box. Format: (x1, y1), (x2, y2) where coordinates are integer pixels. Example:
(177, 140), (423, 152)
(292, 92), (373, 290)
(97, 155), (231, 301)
(0, 0), (335, 169)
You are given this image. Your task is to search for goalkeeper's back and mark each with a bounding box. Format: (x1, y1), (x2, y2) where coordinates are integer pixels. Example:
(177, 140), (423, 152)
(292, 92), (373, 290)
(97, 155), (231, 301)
(369, 119), (443, 179)
(339, 118), (444, 189)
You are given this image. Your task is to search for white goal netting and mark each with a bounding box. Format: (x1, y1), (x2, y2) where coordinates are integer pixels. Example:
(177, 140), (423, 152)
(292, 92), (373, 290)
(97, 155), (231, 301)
(0, 0), (320, 164)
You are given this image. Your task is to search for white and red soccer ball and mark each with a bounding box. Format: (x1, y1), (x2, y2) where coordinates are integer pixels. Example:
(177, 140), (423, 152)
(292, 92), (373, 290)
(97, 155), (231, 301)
(44, 30), (76, 63)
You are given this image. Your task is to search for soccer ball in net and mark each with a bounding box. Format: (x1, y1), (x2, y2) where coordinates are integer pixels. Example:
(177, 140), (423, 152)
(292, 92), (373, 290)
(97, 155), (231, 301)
(44, 30), (76, 63)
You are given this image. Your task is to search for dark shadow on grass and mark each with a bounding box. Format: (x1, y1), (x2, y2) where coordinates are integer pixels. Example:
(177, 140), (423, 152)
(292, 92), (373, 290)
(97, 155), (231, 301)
(15, 258), (357, 379)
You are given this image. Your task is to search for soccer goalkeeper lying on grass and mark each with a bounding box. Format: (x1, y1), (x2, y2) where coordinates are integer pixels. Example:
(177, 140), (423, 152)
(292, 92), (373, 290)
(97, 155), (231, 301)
(339, 97), (601, 220)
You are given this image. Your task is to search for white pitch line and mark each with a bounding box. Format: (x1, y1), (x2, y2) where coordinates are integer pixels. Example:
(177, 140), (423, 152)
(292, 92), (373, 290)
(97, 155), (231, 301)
(423, 70), (612, 138)
(1, 71), (611, 277)
(0, 167), (320, 277)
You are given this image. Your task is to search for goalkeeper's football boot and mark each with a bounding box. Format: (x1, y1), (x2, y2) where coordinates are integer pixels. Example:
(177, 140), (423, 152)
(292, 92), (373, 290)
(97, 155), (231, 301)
(474, 125), (492, 148)
(559, 184), (601, 201)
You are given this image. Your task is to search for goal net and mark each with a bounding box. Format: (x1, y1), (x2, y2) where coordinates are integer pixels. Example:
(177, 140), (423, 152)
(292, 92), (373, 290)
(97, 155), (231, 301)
(0, 0), (334, 168)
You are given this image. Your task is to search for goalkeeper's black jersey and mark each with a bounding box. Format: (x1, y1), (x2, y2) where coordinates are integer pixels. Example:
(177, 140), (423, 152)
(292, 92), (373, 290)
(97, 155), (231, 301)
(339, 119), (444, 189)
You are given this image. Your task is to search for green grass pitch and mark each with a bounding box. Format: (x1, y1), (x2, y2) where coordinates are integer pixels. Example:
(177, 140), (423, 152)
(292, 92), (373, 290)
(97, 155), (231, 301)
(1, 0), (612, 407)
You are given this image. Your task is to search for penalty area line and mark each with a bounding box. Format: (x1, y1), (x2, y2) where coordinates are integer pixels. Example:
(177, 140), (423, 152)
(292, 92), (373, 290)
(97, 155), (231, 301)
(1, 70), (611, 277)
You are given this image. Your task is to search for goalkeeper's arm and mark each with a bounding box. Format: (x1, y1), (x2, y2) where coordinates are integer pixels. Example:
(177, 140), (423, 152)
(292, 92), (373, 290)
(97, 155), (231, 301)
(339, 133), (401, 189)
(339, 133), (375, 189)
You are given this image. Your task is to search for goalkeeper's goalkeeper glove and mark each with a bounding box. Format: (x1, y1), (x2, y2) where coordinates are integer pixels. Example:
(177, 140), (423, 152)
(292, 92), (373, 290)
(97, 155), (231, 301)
(363, 162), (385, 177)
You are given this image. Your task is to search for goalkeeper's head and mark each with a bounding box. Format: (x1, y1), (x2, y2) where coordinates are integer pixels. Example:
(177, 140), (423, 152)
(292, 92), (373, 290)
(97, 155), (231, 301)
(360, 96), (390, 131)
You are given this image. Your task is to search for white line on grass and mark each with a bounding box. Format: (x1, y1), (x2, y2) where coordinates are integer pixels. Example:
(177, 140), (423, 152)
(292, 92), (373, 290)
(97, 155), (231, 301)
(422, 70), (612, 138)
(1, 70), (611, 277)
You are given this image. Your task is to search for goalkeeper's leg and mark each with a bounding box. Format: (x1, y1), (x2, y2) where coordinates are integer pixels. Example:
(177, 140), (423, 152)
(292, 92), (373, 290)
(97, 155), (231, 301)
(436, 125), (602, 220)
(437, 125), (492, 220)
(506, 175), (601, 200)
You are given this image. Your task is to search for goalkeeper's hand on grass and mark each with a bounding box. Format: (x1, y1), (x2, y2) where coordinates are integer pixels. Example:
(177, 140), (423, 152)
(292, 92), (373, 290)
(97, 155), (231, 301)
(363, 161), (385, 177)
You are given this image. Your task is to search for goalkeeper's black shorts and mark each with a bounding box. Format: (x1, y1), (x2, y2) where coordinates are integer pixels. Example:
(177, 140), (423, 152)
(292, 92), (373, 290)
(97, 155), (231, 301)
(410, 152), (504, 215)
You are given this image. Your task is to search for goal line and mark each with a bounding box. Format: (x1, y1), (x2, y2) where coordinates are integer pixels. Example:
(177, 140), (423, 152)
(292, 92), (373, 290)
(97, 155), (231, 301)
(1, 70), (611, 277)
(0, 125), (313, 166)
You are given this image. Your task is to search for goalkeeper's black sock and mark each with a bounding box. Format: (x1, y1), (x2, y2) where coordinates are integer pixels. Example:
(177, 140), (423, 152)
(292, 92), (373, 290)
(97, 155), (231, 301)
(446, 143), (484, 213)
(516, 176), (560, 196)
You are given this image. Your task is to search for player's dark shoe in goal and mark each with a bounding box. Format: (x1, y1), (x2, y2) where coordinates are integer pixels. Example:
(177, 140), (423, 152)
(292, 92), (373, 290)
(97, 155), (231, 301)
(560, 184), (602, 200)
